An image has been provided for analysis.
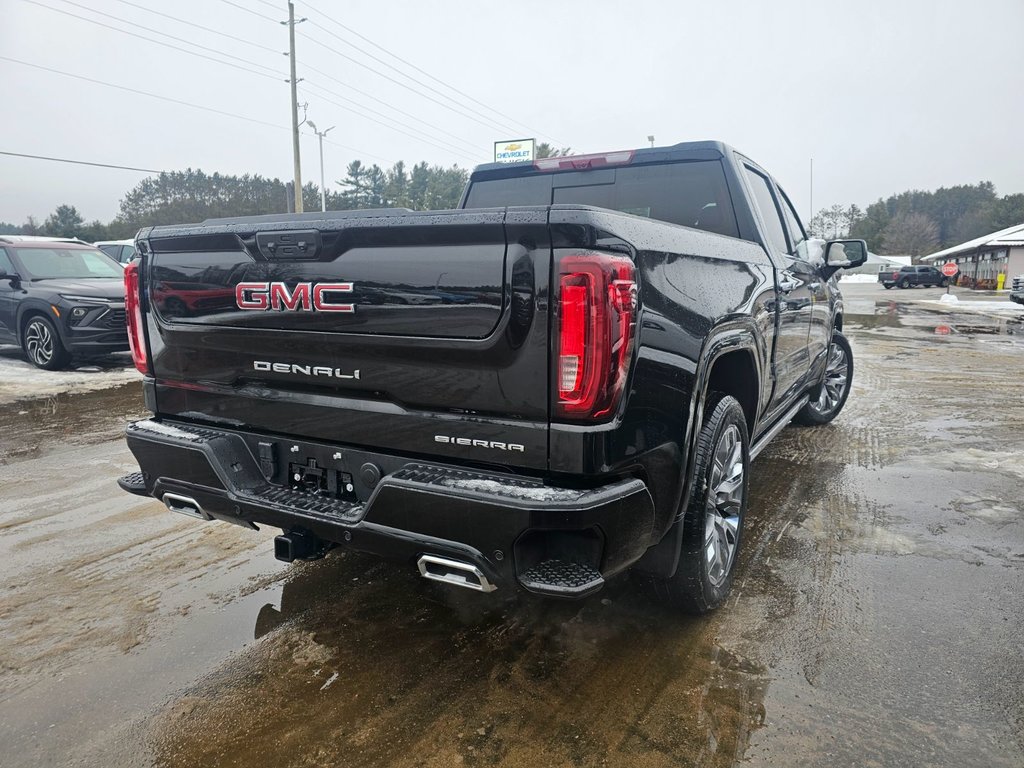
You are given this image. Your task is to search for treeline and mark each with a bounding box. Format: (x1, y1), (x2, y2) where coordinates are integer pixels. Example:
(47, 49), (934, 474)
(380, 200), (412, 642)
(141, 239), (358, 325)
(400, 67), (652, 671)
(1, 161), (470, 241)
(808, 182), (1024, 258)
(1, 143), (571, 242)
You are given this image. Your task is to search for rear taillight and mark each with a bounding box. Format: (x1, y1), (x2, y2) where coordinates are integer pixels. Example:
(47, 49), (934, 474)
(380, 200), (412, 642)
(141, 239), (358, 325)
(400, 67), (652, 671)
(124, 261), (149, 374)
(555, 252), (637, 420)
(893, 271), (899, 280)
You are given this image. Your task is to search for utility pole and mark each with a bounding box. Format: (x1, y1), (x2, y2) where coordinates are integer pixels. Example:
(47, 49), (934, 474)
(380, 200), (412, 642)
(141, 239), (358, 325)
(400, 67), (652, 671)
(307, 120), (335, 212)
(283, 1), (305, 213)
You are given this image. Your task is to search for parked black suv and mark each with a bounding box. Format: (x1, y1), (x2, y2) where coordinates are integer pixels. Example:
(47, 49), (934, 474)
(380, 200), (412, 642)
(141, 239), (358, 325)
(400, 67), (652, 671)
(0, 237), (129, 369)
(880, 264), (949, 289)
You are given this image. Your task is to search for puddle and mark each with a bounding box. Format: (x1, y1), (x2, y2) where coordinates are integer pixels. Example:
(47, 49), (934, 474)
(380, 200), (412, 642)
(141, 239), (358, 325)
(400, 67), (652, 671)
(0, 381), (147, 464)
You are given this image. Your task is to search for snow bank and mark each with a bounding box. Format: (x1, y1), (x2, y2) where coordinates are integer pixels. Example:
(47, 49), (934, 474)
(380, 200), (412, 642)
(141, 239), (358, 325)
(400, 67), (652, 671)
(0, 349), (139, 405)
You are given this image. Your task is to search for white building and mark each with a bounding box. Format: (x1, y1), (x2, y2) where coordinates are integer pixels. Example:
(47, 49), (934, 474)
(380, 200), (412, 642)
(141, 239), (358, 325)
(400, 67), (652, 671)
(921, 222), (1024, 289)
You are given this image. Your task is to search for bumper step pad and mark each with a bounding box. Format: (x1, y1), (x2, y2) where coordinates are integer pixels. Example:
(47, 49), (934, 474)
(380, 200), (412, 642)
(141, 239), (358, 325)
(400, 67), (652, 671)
(249, 484), (363, 524)
(518, 559), (605, 598)
(117, 471), (148, 496)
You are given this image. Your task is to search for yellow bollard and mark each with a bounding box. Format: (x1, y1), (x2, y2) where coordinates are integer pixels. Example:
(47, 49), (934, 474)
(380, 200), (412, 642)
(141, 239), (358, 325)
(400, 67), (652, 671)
(997, 273), (1006, 290)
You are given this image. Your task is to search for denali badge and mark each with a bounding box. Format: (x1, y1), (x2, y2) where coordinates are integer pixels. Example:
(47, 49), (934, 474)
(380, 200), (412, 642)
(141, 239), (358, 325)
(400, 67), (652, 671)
(254, 361), (360, 379)
(236, 282), (354, 312)
(434, 435), (525, 452)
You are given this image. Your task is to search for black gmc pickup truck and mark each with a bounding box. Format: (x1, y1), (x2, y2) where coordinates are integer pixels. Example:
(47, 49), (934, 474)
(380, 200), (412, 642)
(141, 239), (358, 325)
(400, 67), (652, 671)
(118, 141), (866, 612)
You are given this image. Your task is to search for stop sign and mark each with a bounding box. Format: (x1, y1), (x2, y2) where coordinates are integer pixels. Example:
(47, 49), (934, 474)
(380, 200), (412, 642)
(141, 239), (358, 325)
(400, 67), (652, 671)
(941, 262), (959, 277)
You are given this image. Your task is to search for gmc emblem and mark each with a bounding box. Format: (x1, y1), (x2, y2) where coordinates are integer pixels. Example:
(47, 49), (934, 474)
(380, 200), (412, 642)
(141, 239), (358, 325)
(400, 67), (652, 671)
(235, 282), (354, 312)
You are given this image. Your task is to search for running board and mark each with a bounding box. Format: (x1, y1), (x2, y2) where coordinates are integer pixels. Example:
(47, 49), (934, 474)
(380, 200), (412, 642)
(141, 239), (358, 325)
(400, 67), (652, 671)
(749, 395), (808, 460)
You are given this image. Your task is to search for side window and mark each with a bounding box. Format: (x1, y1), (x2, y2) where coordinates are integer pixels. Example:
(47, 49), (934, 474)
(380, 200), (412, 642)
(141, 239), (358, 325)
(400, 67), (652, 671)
(120, 245), (137, 263)
(777, 187), (808, 259)
(744, 167), (790, 255)
(0, 248), (15, 275)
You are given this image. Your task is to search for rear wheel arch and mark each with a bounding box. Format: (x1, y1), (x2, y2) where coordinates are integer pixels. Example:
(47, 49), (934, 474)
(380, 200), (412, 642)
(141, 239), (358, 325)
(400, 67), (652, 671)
(705, 348), (758, 437)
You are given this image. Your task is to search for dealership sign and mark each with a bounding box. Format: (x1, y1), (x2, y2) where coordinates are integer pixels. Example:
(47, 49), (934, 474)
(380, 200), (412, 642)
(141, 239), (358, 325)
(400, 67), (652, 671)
(494, 138), (536, 164)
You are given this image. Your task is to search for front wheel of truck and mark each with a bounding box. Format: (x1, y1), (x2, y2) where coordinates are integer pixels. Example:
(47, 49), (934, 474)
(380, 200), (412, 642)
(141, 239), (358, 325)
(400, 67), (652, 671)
(794, 331), (853, 426)
(656, 392), (749, 614)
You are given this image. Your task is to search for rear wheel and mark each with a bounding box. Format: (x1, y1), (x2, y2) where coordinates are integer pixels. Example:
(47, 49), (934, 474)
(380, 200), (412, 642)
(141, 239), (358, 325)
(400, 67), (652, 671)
(883, 283), (893, 290)
(655, 393), (749, 613)
(794, 332), (853, 426)
(940, 278), (949, 288)
(22, 315), (71, 370)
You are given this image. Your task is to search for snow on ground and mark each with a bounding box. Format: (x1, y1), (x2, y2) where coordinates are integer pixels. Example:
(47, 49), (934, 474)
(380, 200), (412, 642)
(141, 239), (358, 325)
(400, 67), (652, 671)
(919, 299), (1023, 314)
(0, 347), (140, 405)
(839, 274), (881, 283)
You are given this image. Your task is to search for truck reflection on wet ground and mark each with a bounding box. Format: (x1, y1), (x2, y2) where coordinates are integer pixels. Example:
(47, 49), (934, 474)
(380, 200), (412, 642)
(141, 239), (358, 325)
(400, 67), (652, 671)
(153, 548), (773, 768)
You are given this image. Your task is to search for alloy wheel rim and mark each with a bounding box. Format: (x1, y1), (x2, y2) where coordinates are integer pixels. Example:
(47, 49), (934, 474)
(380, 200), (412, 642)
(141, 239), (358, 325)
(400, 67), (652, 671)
(25, 320), (54, 365)
(705, 423), (744, 587)
(812, 340), (849, 414)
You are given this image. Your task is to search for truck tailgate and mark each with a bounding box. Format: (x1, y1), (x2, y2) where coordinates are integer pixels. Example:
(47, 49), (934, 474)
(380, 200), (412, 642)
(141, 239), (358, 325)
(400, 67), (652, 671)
(140, 209), (552, 471)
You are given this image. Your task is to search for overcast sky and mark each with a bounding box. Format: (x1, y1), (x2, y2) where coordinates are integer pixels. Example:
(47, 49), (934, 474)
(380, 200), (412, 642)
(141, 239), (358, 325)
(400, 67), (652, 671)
(1, 0), (1022, 226)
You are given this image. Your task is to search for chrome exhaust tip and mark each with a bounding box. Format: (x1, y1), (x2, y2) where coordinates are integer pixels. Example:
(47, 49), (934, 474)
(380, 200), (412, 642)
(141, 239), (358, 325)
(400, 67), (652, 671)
(162, 493), (211, 521)
(417, 554), (496, 593)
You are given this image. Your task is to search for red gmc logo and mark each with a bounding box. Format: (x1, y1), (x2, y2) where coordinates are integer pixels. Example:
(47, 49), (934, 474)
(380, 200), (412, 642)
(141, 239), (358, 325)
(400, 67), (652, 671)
(235, 282), (355, 313)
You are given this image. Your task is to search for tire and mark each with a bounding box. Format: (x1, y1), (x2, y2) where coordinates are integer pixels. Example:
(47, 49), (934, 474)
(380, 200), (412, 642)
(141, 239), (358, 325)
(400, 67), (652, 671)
(883, 284), (893, 290)
(22, 314), (71, 370)
(794, 331), (853, 426)
(655, 392), (749, 613)
(900, 278), (911, 289)
(940, 278), (949, 288)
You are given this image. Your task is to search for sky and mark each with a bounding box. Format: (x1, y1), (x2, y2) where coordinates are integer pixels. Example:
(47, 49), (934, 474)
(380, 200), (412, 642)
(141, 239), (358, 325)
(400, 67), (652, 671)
(1, 0), (1022, 226)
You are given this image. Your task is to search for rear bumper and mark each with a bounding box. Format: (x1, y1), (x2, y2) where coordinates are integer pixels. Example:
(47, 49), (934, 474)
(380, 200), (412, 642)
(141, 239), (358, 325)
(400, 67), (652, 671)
(123, 419), (655, 597)
(1010, 292), (1024, 305)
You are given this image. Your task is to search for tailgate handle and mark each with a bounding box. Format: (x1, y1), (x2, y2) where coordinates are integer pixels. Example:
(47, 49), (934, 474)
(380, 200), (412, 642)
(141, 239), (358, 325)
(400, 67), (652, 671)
(256, 230), (321, 260)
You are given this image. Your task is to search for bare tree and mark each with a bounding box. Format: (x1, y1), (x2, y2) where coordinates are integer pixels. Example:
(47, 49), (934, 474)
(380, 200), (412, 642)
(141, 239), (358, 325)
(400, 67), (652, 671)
(881, 212), (939, 260)
(535, 143), (572, 159)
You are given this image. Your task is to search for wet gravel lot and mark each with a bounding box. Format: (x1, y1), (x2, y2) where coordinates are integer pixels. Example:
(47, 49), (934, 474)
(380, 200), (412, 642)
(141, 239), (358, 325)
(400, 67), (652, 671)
(0, 284), (1022, 767)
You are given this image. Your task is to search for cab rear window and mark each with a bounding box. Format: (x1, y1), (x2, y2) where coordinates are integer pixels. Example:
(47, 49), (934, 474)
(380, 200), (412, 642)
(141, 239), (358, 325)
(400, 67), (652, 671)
(464, 160), (739, 239)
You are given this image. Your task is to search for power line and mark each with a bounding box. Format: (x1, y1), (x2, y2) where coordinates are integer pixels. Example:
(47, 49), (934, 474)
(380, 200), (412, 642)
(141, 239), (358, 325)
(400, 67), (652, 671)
(107, 0), (281, 55)
(0, 150), (162, 174)
(299, 83), (481, 162)
(303, 20), (513, 135)
(2, 55), (391, 164)
(299, 31), (512, 136)
(302, 0), (562, 144)
(2, 56), (285, 129)
(50, 0), (282, 75)
(301, 76), (481, 155)
(20, 0), (283, 81)
(202, 0), (491, 162)
(218, 0), (279, 24)
(300, 62), (479, 152)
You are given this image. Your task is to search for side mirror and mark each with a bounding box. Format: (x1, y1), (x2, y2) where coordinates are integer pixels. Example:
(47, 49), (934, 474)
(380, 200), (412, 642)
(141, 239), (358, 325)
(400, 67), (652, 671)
(0, 272), (20, 286)
(824, 239), (868, 270)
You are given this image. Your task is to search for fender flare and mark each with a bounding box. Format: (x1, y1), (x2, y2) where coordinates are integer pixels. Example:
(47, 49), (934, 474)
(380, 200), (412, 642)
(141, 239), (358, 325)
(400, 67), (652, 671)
(635, 319), (764, 578)
(16, 301), (69, 346)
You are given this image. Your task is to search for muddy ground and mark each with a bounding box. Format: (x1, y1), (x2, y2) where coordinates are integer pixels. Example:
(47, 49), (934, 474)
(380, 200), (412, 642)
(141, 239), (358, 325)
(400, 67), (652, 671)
(0, 284), (1021, 767)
